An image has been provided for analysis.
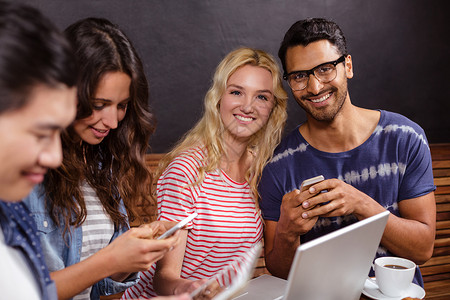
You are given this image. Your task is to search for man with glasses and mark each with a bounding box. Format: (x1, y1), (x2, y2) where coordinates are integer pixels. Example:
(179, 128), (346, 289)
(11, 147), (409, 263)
(258, 18), (436, 287)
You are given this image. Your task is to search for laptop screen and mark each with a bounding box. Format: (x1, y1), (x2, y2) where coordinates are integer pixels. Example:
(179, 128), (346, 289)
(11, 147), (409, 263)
(283, 211), (389, 300)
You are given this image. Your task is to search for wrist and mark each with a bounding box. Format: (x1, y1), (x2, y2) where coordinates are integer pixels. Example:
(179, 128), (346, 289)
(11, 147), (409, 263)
(275, 225), (300, 247)
(354, 195), (385, 220)
(94, 246), (118, 277)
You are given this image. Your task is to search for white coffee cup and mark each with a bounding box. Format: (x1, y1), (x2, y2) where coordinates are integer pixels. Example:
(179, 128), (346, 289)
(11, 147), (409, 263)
(374, 256), (416, 297)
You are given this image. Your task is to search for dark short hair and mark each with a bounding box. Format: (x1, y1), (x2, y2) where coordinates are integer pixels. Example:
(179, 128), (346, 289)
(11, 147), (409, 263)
(278, 18), (348, 74)
(0, 1), (77, 113)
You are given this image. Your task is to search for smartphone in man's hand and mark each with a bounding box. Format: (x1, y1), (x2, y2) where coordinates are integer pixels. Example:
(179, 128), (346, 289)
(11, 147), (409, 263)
(300, 175), (324, 191)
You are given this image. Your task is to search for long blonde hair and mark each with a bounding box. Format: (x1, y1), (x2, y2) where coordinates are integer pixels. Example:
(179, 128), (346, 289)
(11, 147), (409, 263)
(156, 47), (287, 202)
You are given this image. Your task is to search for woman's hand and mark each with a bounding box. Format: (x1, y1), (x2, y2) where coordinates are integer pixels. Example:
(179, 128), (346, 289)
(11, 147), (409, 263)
(143, 220), (181, 239)
(51, 222), (182, 298)
(174, 278), (209, 295)
(102, 224), (180, 276)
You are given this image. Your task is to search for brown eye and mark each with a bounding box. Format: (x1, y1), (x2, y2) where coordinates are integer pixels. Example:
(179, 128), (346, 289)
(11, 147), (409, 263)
(317, 64), (334, 74)
(92, 101), (105, 110)
(291, 72), (308, 81)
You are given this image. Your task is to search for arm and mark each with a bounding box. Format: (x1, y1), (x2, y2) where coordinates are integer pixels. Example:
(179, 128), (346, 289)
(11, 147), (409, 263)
(153, 229), (205, 295)
(380, 192), (436, 264)
(108, 221), (181, 282)
(153, 154), (208, 295)
(264, 220), (298, 279)
(263, 189), (319, 279)
(300, 180), (436, 264)
(51, 226), (179, 300)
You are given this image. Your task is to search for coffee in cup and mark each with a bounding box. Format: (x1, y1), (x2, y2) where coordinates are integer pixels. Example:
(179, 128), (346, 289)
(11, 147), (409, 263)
(374, 256), (416, 297)
(384, 264), (408, 270)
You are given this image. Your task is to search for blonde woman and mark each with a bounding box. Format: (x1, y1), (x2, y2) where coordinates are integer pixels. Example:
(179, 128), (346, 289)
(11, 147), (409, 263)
(122, 47), (287, 299)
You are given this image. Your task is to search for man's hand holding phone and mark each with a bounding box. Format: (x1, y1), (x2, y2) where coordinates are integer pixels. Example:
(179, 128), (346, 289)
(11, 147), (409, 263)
(278, 176), (325, 238)
(300, 175), (325, 192)
(299, 175), (331, 218)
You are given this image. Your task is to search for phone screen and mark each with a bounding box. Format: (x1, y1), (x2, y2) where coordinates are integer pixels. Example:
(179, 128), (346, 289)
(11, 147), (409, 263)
(157, 212), (198, 240)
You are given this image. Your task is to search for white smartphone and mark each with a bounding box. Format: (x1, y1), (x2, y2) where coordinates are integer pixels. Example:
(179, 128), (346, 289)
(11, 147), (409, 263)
(157, 212), (198, 240)
(300, 175), (325, 191)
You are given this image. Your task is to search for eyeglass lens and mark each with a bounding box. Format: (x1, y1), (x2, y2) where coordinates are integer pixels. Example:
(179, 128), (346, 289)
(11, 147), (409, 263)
(288, 63), (338, 91)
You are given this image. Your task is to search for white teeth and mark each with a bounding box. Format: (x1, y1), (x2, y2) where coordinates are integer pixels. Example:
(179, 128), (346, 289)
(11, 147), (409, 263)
(235, 115), (253, 122)
(310, 93), (331, 103)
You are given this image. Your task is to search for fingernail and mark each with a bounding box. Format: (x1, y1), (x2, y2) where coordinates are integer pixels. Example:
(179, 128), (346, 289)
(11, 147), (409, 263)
(309, 187), (316, 193)
(302, 212), (308, 218)
(302, 201), (309, 208)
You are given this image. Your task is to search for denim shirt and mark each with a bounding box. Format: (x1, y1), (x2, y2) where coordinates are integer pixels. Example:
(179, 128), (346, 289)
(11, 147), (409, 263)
(0, 200), (58, 300)
(23, 185), (139, 300)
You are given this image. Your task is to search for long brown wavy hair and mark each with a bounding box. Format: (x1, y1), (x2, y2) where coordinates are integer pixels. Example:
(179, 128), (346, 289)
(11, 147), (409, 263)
(43, 18), (155, 234)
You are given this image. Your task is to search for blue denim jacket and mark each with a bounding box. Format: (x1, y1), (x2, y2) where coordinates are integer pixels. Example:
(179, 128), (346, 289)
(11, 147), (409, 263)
(0, 200), (58, 300)
(23, 185), (139, 300)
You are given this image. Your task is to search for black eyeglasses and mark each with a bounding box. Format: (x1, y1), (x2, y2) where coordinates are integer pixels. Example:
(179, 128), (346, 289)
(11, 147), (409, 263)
(283, 55), (347, 91)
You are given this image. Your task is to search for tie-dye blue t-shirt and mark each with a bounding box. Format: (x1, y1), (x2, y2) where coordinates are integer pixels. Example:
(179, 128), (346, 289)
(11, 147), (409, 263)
(259, 110), (435, 286)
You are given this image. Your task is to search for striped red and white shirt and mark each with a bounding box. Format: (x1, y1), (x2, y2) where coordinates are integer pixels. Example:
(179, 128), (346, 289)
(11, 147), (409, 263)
(122, 147), (263, 299)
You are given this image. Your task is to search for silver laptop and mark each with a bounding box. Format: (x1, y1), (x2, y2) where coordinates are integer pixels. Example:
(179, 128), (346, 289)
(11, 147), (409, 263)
(234, 210), (390, 300)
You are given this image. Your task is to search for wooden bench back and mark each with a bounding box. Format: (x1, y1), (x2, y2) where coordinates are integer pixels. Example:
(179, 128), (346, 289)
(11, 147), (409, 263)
(419, 143), (450, 299)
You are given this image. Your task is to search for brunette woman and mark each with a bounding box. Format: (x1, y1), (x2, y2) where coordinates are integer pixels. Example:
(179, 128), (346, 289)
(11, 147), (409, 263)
(24, 18), (183, 300)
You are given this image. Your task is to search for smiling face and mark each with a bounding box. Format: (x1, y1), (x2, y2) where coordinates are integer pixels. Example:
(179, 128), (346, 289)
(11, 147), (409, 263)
(0, 84), (77, 201)
(219, 64), (275, 145)
(73, 71), (131, 145)
(285, 40), (353, 122)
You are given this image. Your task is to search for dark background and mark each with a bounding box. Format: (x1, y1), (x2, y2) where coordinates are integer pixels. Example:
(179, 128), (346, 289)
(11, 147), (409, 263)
(17, 0), (450, 153)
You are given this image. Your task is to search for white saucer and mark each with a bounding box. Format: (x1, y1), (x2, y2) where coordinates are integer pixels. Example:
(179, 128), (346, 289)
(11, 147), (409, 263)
(362, 278), (425, 299)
